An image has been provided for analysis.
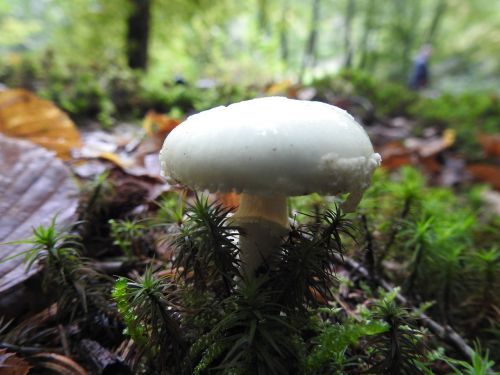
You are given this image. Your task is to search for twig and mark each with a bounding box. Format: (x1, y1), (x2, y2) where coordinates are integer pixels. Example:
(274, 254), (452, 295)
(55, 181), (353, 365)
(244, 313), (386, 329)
(334, 253), (474, 359)
(0, 342), (61, 354)
(80, 339), (132, 375)
(330, 294), (361, 322)
(58, 324), (70, 356)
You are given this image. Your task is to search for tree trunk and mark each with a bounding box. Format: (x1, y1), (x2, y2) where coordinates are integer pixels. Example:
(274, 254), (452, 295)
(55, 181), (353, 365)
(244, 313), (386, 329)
(358, 0), (376, 70)
(299, 0), (321, 82)
(343, 0), (356, 69)
(257, 0), (271, 35)
(126, 0), (151, 70)
(426, 0), (447, 43)
(279, 0), (290, 64)
(392, 0), (422, 81)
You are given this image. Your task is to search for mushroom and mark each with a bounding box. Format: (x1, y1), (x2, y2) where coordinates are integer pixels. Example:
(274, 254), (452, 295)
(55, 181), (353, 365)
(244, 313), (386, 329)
(159, 97), (381, 276)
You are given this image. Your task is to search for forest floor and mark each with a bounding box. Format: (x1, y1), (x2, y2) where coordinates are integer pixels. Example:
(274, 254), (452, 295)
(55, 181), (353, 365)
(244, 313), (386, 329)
(0, 80), (499, 374)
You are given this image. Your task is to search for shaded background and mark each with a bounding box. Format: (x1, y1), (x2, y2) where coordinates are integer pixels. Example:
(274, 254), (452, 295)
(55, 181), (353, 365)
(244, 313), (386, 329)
(1, 0), (499, 90)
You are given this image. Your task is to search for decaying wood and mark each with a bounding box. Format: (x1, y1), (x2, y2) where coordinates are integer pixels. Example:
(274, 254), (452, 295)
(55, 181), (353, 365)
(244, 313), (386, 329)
(114, 339), (141, 374)
(80, 339), (131, 375)
(335, 253), (475, 359)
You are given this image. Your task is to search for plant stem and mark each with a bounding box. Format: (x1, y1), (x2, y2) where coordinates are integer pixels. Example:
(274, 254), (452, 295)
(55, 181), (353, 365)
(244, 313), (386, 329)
(404, 242), (424, 295)
(360, 214), (376, 288)
(378, 196), (412, 274)
(232, 193), (288, 276)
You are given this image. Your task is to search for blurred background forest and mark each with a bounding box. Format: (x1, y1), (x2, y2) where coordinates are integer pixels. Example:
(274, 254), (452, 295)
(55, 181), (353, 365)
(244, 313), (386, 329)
(2, 0), (500, 89)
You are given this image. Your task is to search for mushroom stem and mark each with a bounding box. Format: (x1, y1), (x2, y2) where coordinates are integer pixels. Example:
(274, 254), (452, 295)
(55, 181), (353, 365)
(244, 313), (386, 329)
(233, 193), (289, 276)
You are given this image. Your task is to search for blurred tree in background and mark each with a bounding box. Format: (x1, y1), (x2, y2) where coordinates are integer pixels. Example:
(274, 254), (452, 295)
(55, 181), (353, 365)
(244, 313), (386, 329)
(0, 0), (499, 90)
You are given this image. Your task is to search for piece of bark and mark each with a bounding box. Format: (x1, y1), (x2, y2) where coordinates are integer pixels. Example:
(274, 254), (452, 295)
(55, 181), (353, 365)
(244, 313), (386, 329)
(0, 135), (78, 316)
(79, 340), (131, 375)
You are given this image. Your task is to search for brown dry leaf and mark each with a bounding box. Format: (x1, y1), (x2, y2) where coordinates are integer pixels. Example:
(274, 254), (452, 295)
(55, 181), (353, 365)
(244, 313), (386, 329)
(0, 89), (81, 159)
(30, 353), (87, 375)
(467, 164), (500, 190)
(379, 130), (456, 173)
(97, 151), (135, 169)
(0, 349), (32, 375)
(265, 80), (299, 98)
(0, 135), (78, 316)
(217, 192), (240, 209)
(405, 129), (455, 158)
(478, 133), (500, 158)
(143, 110), (181, 137)
(378, 141), (414, 170)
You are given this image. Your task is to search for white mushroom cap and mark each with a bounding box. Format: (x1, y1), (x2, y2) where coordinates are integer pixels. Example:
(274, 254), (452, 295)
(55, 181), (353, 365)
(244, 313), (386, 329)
(160, 97), (381, 205)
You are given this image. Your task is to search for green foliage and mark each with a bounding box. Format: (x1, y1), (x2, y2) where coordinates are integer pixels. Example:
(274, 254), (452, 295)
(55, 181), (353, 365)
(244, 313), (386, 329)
(78, 171), (115, 237)
(339, 70), (418, 117)
(311, 70), (418, 117)
(357, 166), (499, 357)
(154, 191), (186, 225)
(464, 247), (500, 330)
(173, 195), (240, 295)
(368, 296), (426, 374)
(2, 216), (107, 319)
(443, 343), (499, 375)
(109, 218), (147, 258)
(38, 66), (116, 127)
(400, 216), (434, 293)
(111, 266), (187, 374)
(14, 216), (81, 275)
(112, 277), (147, 346)
(306, 312), (387, 374)
(191, 276), (304, 375)
(409, 92), (500, 157)
(268, 206), (354, 310)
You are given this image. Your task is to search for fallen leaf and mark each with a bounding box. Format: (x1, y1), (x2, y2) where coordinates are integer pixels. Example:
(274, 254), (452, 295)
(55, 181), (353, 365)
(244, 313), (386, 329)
(98, 151), (134, 169)
(467, 164), (500, 190)
(0, 89), (81, 159)
(143, 110), (181, 137)
(378, 141), (415, 170)
(29, 353), (87, 375)
(478, 133), (500, 158)
(0, 135), (78, 316)
(405, 129), (455, 158)
(0, 349), (32, 375)
(264, 80), (299, 98)
(71, 160), (108, 178)
(379, 130), (456, 174)
(217, 192), (240, 209)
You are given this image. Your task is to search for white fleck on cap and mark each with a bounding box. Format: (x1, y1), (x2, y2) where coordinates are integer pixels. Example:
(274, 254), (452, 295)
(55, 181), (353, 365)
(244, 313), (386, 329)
(160, 97), (381, 208)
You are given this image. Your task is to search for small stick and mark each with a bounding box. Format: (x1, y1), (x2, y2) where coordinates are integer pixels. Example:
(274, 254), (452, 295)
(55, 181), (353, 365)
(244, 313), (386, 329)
(80, 339), (132, 375)
(334, 253), (474, 359)
(331, 294), (361, 322)
(58, 324), (70, 356)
